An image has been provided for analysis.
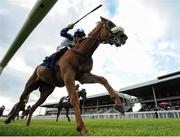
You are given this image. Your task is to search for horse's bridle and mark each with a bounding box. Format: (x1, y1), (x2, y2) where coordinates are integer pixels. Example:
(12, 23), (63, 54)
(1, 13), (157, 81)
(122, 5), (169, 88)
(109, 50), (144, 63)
(87, 20), (116, 45)
(88, 20), (127, 47)
(71, 20), (127, 58)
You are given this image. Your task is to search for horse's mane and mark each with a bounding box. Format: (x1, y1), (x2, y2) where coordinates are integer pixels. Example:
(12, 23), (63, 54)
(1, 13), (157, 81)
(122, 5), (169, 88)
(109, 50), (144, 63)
(73, 18), (117, 54)
(88, 21), (102, 36)
(87, 19), (116, 37)
(77, 37), (86, 44)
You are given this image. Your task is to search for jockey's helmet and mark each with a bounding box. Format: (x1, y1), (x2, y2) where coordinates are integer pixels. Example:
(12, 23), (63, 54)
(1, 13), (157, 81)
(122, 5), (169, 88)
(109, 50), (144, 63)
(74, 29), (86, 37)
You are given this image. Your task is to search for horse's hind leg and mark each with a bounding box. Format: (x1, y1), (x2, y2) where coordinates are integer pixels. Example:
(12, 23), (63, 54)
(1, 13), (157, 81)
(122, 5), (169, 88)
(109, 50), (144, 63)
(80, 105), (82, 114)
(27, 84), (54, 126)
(56, 105), (63, 122)
(24, 115), (28, 120)
(79, 73), (124, 114)
(65, 108), (71, 122)
(5, 68), (40, 124)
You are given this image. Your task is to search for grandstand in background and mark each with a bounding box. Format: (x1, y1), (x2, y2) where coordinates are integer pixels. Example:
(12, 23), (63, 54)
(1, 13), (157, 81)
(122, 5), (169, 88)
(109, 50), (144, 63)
(41, 71), (180, 115)
(120, 71), (180, 111)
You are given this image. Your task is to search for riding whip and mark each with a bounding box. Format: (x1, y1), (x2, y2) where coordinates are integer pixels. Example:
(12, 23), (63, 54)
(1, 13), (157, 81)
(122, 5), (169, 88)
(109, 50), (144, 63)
(73, 4), (102, 25)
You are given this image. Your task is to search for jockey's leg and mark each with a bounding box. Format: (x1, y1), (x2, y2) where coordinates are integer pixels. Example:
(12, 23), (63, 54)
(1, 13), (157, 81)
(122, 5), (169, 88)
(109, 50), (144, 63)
(79, 73), (124, 114)
(63, 70), (89, 135)
(27, 84), (54, 126)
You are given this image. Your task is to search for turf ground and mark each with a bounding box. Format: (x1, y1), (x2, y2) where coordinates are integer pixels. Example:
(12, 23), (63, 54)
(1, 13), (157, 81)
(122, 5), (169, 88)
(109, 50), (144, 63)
(0, 118), (180, 136)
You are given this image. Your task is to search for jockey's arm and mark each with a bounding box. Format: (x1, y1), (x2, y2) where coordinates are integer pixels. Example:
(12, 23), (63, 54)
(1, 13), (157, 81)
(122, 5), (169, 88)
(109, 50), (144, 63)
(60, 24), (74, 41)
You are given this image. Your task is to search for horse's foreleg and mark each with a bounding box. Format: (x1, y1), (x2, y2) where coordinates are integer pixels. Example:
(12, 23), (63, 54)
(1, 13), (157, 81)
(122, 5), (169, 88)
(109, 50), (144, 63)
(56, 105), (63, 122)
(63, 71), (89, 135)
(79, 73), (124, 114)
(27, 85), (54, 126)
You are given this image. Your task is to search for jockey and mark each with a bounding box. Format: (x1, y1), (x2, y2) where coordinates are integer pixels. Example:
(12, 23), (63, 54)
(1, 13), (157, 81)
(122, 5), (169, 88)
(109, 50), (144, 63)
(42, 24), (86, 69)
(56, 23), (86, 53)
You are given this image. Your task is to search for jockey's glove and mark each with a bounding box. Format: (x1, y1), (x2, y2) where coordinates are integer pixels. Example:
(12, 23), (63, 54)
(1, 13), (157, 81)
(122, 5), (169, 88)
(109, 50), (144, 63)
(67, 23), (74, 29)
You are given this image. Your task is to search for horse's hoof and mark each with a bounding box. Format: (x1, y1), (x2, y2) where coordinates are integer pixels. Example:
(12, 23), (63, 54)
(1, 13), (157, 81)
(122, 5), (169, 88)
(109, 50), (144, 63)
(4, 118), (11, 124)
(80, 128), (89, 136)
(76, 127), (89, 136)
(26, 122), (30, 126)
(114, 105), (125, 115)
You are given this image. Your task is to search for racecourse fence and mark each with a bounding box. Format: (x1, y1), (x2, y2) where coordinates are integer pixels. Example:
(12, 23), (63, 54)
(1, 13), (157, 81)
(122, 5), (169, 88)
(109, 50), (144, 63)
(33, 110), (180, 119)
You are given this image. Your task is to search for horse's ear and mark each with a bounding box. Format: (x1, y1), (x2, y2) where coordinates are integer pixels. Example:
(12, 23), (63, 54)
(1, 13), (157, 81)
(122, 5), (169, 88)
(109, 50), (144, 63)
(100, 16), (108, 22)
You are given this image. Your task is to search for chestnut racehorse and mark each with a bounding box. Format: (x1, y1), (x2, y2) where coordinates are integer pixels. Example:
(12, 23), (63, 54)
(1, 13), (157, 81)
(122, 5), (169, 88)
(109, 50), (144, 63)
(5, 17), (128, 135)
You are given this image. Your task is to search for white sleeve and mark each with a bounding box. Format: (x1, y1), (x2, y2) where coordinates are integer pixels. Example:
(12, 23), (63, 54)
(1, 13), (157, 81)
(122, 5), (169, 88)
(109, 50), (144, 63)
(57, 38), (74, 51)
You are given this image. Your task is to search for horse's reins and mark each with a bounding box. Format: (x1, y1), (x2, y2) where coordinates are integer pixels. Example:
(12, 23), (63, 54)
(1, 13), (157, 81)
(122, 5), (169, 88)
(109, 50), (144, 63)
(88, 21), (114, 44)
(71, 21), (113, 58)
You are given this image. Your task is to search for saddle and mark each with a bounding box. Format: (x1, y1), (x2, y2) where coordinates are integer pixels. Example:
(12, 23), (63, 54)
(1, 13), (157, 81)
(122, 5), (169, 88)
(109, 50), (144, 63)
(41, 52), (61, 69)
(36, 48), (69, 87)
(41, 47), (68, 70)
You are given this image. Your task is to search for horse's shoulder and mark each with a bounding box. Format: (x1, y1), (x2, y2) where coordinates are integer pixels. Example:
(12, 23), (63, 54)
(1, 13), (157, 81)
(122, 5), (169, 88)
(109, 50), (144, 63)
(58, 50), (76, 62)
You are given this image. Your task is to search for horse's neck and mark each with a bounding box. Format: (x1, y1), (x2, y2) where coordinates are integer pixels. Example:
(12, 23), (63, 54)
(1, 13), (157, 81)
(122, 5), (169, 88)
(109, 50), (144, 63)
(75, 37), (100, 57)
(74, 23), (102, 57)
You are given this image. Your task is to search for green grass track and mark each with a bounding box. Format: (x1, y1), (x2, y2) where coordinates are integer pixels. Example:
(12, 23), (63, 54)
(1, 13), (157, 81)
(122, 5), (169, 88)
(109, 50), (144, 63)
(0, 118), (180, 136)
